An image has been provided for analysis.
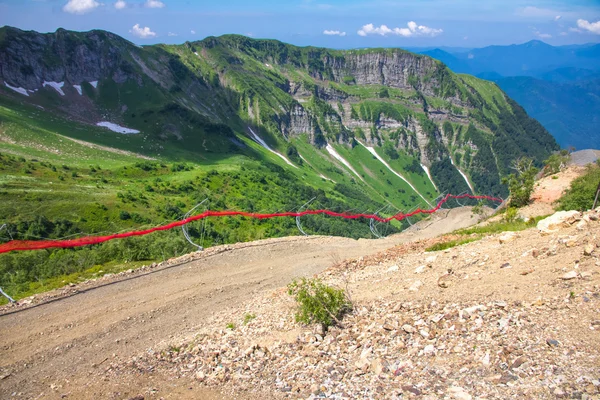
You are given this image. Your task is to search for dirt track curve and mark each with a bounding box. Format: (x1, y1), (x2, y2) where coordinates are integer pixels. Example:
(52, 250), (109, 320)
(0, 208), (482, 399)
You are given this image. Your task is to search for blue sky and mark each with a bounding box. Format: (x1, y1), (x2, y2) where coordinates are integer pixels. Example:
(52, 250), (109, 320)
(1, 0), (599, 48)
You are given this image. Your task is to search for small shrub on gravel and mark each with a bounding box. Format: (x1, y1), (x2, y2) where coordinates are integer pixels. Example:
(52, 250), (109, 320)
(243, 313), (256, 325)
(287, 278), (351, 330)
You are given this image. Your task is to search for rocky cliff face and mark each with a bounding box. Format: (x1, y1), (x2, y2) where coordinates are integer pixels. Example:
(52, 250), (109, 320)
(324, 52), (438, 94)
(0, 27), (138, 89)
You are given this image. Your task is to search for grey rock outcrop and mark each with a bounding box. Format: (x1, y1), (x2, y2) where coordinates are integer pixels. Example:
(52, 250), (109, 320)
(0, 27), (136, 89)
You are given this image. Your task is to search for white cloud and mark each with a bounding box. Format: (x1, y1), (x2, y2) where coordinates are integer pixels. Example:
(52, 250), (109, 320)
(167, 32), (177, 37)
(63, 0), (100, 14)
(569, 27), (582, 33)
(532, 27), (552, 39)
(516, 6), (559, 19)
(463, 36), (468, 40)
(577, 19), (600, 35)
(555, 15), (562, 21)
(190, 30), (196, 34)
(114, 0), (126, 9)
(130, 23), (156, 39)
(560, 31), (568, 36)
(144, 0), (164, 8)
(323, 30), (346, 36)
(357, 22), (442, 38)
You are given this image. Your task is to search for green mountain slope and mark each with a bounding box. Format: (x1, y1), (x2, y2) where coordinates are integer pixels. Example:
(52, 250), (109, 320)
(0, 27), (557, 200)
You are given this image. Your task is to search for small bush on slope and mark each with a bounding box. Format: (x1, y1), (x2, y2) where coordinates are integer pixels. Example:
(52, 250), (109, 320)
(288, 278), (351, 330)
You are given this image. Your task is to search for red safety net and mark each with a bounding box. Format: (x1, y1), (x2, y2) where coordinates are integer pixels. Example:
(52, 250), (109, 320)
(0, 194), (502, 253)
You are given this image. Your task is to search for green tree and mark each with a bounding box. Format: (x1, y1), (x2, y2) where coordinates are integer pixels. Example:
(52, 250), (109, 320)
(502, 157), (538, 207)
(544, 149), (570, 176)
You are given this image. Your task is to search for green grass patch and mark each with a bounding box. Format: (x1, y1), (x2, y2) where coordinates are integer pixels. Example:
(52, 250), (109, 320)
(426, 237), (479, 252)
(557, 164), (600, 212)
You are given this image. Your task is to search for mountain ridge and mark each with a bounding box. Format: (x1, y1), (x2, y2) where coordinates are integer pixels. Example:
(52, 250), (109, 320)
(0, 26), (558, 205)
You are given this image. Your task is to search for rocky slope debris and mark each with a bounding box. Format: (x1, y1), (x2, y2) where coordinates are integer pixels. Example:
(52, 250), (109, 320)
(105, 208), (600, 399)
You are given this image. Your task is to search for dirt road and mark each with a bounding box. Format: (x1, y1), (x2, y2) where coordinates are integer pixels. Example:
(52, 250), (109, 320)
(0, 208), (482, 399)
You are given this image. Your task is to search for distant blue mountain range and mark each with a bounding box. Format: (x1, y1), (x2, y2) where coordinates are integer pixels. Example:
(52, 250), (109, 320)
(411, 40), (600, 150)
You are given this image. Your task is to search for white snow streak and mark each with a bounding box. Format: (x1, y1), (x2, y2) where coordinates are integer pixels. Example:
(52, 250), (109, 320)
(356, 140), (431, 206)
(96, 121), (140, 134)
(325, 144), (364, 182)
(4, 82), (29, 96)
(450, 157), (475, 193)
(73, 84), (83, 95)
(248, 128), (297, 168)
(420, 163), (438, 191)
(90, 81), (99, 88)
(43, 81), (65, 96)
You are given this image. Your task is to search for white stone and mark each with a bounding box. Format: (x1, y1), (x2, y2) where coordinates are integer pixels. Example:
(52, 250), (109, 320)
(498, 232), (517, 244)
(561, 271), (578, 280)
(387, 265), (399, 273)
(414, 265), (426, 274)
(447, 386), (472, 400)
(409, 280), (423, 292)
(537, 210), (581, 233)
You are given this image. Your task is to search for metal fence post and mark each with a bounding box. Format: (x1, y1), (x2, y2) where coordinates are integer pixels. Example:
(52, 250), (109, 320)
(0, 287), (16, 303)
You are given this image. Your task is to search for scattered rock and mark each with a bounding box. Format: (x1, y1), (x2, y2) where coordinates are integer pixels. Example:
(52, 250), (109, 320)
(546, 339), (560, 347)
(584, 243), (594, 256)
(510, 356), (527, 370)
(386, 265), (399, 273)
(425, 255), (437, 265)
(438, 273), (455, 289)
(561, 271), (578, 280)
(499, 232), (517, 244)
(500, 262), (512, 269)
(402, 385), (422, 396)
(447, 386), (472, 400)
(423, 344), (435, 355)
(414, 265), (426, 274)
(402, 324), (416, 333)
(408, 280), (423, 292)
(576, 220), (588, 231)
(537, 210), (581, 233)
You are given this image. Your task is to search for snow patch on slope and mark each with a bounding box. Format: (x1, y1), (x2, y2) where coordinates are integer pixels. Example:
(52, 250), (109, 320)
(326, 144), (364, 182)
(4, 82), (29, 96)
(90, 81), (98, 88)
(73, 85), (82, 95)
(450, 157), (475, 193)
(420, 164), (438, 191)
(248, 128), (297, 168)
(43, 81), (65, 96)
(96, 122), (140, 134)
(356, 140), (431, 206)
